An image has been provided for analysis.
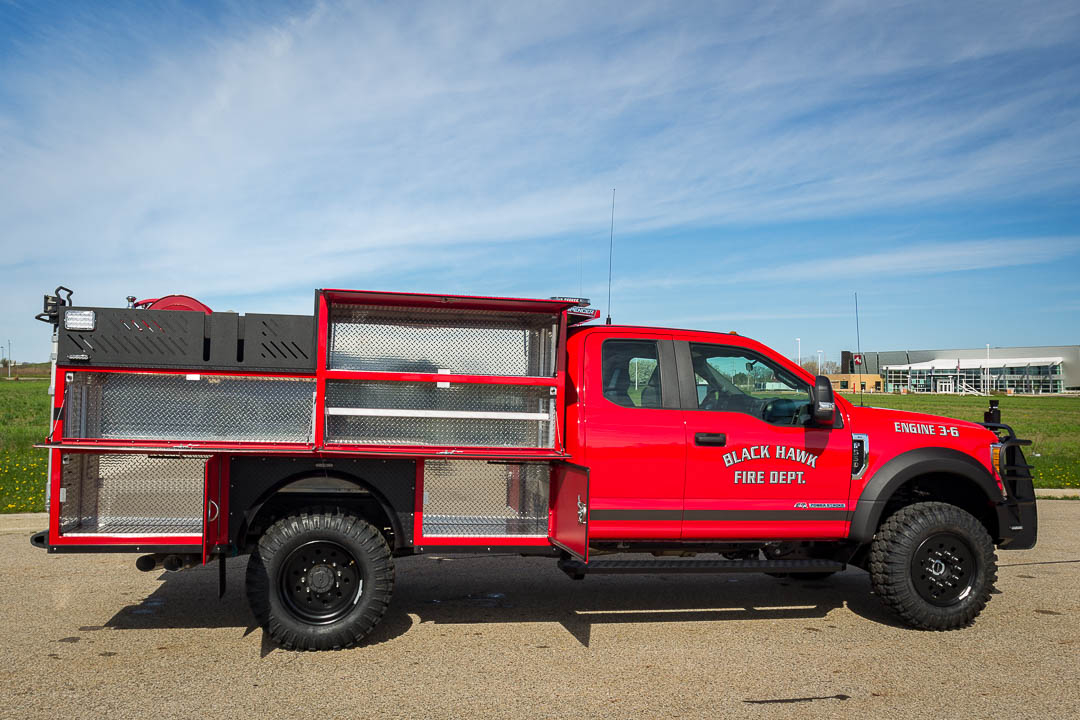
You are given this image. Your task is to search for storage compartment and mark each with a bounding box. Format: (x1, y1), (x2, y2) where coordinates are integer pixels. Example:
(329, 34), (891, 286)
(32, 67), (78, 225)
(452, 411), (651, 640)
(328, 303), (558, 376)
(64, 372), (315, 443)
(324, 380), (555, 447)
(57, 307), (315, 373)
(421, 460), (549, 537)
(58, 453), (207, 536)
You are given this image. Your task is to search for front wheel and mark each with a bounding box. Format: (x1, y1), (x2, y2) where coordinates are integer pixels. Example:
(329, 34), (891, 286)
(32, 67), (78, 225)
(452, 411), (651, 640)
(246, 510), (394, 650)
(869, 501), (996, 630)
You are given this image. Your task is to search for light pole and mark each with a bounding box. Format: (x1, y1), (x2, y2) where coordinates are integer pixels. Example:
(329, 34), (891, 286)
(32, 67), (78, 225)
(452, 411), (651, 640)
(986, 343), (991, 393)
(817, 350), (824, 376)
(796, 338), (801, 367)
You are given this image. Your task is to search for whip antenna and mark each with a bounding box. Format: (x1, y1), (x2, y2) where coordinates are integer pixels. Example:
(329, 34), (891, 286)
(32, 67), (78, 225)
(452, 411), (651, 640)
(855, 291), (864, 407)
(606, 188), (615, 325)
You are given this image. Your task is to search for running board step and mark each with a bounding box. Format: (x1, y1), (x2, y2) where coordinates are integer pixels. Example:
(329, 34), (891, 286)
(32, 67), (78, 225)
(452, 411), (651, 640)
(558, 558), (844, 578)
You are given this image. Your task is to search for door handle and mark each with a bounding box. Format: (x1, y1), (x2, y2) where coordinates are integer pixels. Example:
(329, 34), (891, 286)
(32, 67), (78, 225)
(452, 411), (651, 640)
(695, 432), (727, 447)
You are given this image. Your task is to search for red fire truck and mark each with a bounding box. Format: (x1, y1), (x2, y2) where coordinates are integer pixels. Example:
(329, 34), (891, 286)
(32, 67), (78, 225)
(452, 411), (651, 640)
(31, 286), (1037, 649)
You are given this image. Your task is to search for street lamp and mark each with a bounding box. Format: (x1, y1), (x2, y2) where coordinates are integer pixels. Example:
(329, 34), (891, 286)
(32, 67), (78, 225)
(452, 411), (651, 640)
(817, 350), (824, 376)
(796, 338), (801, 367)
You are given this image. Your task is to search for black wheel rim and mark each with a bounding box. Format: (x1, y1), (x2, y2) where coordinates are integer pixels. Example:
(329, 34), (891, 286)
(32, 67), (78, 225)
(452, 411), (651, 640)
(279, 540), (363, 624)
(910, 532), (977, 607)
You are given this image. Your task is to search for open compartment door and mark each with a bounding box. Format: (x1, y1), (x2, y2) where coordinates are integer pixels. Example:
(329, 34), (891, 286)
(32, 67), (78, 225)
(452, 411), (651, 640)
(550, 462), (589, 562)
(202, 456), (225, 565)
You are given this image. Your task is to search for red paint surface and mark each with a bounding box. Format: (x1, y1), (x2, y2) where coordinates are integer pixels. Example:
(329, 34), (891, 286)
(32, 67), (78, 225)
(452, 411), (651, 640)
(42, 289), (1003, 553)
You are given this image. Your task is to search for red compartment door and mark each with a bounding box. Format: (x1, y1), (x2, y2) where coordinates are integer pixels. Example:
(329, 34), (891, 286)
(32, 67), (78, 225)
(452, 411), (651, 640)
(550, 462), (590, 562)
(202, 456), (225, 564)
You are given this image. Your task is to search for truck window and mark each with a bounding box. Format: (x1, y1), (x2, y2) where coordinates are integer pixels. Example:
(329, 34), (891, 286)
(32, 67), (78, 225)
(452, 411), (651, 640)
(688, 343), (811, 425)
(601, 340), (662, 409)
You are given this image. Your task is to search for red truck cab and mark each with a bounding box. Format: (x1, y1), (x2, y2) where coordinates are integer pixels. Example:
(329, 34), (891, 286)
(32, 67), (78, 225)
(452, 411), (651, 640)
(30, 287), (1037, 649)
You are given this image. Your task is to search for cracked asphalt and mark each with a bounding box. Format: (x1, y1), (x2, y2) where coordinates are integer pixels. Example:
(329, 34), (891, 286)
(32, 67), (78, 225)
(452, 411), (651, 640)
(1, 501), (1078, 719)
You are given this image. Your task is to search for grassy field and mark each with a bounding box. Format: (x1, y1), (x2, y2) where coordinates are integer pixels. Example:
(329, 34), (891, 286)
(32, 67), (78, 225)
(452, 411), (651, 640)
(0, 381), (50, 513)
(1, 382), (1077, 513)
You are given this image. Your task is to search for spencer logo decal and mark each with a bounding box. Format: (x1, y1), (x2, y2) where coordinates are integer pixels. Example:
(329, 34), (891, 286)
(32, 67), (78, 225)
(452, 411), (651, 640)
(722, 445), (819, 469)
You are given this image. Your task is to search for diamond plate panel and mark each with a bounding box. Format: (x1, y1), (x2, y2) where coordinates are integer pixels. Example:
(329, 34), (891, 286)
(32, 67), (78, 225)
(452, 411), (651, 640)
(422, 460), (549, 537)
(328, 304), (557, 376)
(325, 380), (555, 447)
(64, 372), (315, 443)
(58, 453), (208, 535)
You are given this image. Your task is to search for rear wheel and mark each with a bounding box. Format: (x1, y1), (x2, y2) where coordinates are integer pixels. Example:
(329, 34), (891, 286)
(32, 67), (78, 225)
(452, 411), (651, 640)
(869, 501), (996, 630)
(246, 509), (394, 650)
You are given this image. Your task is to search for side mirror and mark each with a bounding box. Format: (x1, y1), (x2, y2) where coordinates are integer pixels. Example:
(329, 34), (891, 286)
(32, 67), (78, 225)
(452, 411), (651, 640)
(810, 375), (836, 426)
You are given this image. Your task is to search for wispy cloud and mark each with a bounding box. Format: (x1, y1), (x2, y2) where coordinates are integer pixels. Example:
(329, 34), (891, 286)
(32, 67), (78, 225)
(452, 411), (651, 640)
(1, 1), (1078, 358)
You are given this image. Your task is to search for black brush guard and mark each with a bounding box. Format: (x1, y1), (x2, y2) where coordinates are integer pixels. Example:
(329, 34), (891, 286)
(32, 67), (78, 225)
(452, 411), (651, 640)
(981, 401), (1038, 550)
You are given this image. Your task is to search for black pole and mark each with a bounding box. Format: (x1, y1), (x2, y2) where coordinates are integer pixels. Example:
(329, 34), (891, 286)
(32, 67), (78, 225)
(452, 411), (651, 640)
(606, 188), (615, 325)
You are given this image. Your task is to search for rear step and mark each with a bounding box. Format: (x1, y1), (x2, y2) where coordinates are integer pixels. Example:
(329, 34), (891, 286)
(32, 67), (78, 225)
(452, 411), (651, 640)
(558, 557), (845, 579)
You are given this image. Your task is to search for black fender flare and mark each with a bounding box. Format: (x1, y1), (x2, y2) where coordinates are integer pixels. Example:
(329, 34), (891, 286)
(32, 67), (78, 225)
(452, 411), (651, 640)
(848, 447), (1001, 543)
(232, 470), (406, 551)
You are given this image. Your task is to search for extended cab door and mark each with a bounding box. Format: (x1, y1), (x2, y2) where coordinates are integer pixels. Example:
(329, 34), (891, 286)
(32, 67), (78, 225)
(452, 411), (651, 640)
(582, 332), (685, 540)
(677, 340), (852, 540)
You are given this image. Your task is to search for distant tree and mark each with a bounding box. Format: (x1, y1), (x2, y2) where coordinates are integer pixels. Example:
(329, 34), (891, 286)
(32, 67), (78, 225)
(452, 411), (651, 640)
(800, 358), (841, 375)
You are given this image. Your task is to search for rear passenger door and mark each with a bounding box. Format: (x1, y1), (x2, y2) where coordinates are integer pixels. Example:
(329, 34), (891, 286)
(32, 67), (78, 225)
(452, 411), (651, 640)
(583, 333), (685, 540)
(677, 341), (852, 540)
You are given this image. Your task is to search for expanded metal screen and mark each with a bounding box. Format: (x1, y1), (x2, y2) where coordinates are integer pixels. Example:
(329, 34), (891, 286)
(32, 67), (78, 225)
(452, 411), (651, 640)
(59, 453), (208, 535)
(328, 304), (558, 377)
(64, 372), (315, 443)
(324, 380), (555, 447)
(421, 460), (550, 537)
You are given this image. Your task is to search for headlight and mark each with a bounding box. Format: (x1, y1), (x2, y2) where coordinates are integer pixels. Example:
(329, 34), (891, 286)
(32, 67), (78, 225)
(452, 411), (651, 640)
(63, 309), (96, 331)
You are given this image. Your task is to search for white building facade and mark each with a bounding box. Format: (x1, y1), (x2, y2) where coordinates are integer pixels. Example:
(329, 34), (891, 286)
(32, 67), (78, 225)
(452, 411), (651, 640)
(841, 346), (1079, 395)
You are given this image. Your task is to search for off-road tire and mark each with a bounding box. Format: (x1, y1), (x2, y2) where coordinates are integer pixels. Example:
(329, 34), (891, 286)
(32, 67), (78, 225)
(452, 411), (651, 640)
(246, 509), (394, 650)
(869, 501), (996, 630)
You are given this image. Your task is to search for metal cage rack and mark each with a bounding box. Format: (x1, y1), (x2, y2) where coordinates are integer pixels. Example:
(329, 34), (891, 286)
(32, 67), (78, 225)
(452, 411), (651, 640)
(328, 303), (558, 377)
(321, 292), (568, 453)
(421, 460), (550, 537)
(63, 371), (315, 444)
(324, 380), (556, 448)
(58, 453), (208, 536)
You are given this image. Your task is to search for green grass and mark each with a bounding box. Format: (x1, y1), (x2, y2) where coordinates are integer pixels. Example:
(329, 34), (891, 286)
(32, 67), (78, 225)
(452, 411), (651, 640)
(1, 381), (1077, 513)
(841, 392), (1080, 490)
(0, 381), (50, 513)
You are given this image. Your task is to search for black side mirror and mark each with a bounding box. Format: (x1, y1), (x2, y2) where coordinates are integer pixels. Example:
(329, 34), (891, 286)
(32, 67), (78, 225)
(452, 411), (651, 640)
(810, 375), (836, 426)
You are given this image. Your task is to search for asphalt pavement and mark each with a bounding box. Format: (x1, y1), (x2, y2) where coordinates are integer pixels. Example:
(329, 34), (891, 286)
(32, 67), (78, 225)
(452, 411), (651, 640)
(1, 502), (1078, 719)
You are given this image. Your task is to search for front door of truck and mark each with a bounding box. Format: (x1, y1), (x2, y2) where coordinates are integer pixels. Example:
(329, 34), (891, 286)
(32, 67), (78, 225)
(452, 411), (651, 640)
(677, 341), (852, 540)
(583, 333), (685, 540)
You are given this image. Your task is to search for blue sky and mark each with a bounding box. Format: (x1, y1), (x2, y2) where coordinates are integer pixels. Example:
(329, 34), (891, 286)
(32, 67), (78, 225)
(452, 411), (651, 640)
(1, 0), (1078, 363)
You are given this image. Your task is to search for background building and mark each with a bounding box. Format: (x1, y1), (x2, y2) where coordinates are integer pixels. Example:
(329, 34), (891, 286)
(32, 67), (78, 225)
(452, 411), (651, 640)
(836, 346), (1080, 395)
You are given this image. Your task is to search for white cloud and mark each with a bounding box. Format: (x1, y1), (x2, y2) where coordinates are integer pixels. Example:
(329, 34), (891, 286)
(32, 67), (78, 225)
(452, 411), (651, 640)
(1, 1), (1079, 358)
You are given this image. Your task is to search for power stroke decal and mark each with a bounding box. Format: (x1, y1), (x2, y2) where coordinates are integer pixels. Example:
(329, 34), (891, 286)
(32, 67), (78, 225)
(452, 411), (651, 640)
(722, 444), (820, 485)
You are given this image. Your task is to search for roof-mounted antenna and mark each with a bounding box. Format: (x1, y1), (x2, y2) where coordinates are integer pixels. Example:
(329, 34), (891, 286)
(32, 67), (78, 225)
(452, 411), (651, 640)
(605, 188), (615, 325)
(855, 291), (864, 407)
